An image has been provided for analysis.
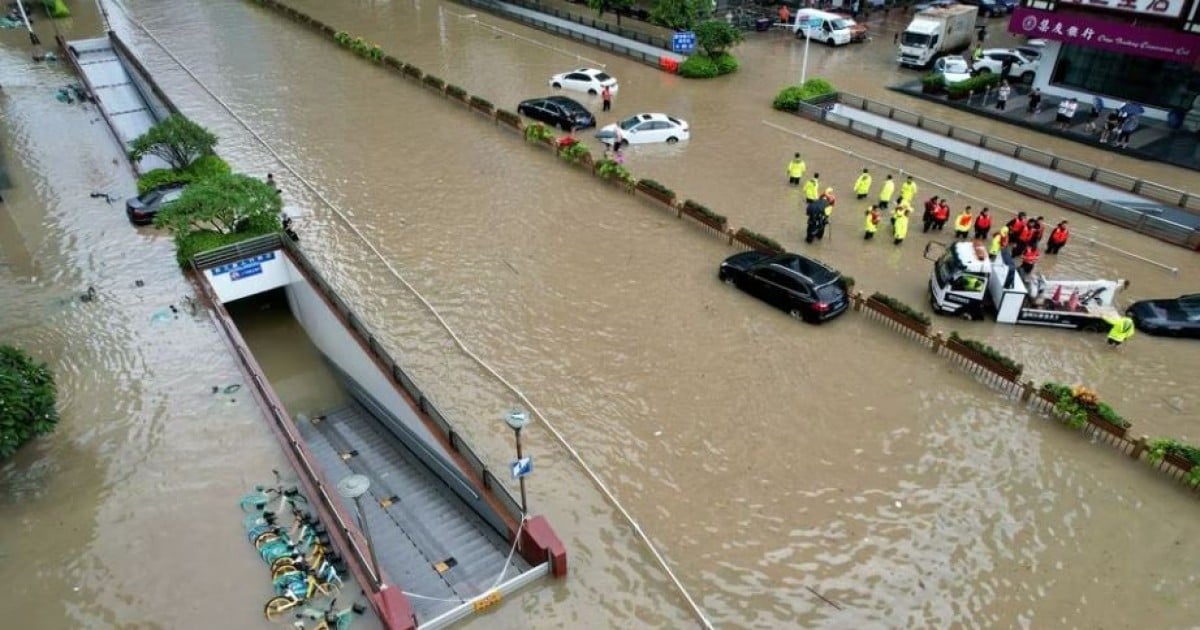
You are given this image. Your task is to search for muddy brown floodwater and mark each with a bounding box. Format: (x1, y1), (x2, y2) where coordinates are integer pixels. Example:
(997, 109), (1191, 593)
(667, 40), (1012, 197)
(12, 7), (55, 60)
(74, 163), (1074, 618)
(3, 0), (1198, 627)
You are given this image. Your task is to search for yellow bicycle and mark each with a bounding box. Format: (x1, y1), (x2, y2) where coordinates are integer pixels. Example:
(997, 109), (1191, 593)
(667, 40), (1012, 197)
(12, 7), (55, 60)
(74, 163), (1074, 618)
(264, 573), (339, 621)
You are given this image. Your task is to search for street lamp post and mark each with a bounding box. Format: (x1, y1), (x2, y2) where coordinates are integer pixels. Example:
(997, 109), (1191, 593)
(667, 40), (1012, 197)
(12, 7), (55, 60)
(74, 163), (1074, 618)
(800, 23), (811, 85)
(337, 474), (384, 591)
(504, 408), (531, 514)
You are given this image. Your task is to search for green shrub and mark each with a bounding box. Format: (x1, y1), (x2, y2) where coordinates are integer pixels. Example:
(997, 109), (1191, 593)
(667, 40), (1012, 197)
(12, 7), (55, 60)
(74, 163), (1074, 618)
(678, 54), (719, 79)
(713, 53), (739, 75)
(0, 345), (59, 460)
(402, 63), (423, 78)
(559, 141), (591, 164)
(334, 31), (352, 46)
(682, 199), (727, 227)
(445, 84), (468, 100)
(422, 74), (446, 90)
(868, 292), (931, 326)
(174, 215), (280, 268)
(772, 78), (836, 111)
(524, 122), (555, 144)
(1146, 438), (1200, 485)
(734, 227), (784, 253)
(469, 95), (494, 111)
(841, 275), (855, 289)
(948, 331), (1023, 377)
(636, 178), (675, 199)
(595, 159), (634, 188)
(495, 108), (522, 128)
(921, 73), (945, 91)
(136, 155), (232, 195)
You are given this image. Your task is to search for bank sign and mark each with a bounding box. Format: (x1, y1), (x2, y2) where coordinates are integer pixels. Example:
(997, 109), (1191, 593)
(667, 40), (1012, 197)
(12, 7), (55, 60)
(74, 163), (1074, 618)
(212, 251), (275, 282)
(1057, 0), (1186, 19)
(1011, 7), (1200, 63)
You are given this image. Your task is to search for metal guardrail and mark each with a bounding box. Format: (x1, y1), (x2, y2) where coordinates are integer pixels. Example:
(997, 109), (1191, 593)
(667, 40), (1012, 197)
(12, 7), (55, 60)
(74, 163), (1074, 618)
(498, 0), (672, 50)
(191, 233), (283, 269)
(796, 100), (1200, 251)
(839, 93), (1200, 213)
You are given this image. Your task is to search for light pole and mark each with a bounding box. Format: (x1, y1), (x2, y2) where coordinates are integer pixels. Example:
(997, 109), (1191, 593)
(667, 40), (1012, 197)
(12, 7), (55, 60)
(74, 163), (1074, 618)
(504, 408), (531, 514)
(337, 474), (384, 591)
(800, 20), (812, 85)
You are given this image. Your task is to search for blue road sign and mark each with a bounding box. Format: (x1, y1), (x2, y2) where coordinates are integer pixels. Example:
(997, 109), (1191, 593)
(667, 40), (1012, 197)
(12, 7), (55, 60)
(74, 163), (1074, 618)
(672, 31), (696, 54)
(510, 457), (533, 480)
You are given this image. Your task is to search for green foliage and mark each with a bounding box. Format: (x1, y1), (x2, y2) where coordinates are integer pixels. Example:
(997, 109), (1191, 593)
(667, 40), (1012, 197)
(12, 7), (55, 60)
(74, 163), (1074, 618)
(868, 292), (932, 326)
(446, 84), (468, 100)
(682, 199), (727, 227)
(694, 20), (743, 58)
(1146, 438), (1200, 485)
(772, 78), (836, 111)
(650, 0), (710, 30)
(948, 331), (1024, 377)
(713, 52), (739, 75)
(636, 178), (675, 199)
(136, 155), (232, 195)
(595, 159), (635, 188)
(128, 114), (219, 171)
(334, 31), (352, 46)
(155, 172), (282, 238)
(586, 0), (634, 18)
(0, 345), (59, 460)
(1040, 382), (1131, 430)
(173, 219), (280, 268)
(946, 72), (1002, 97)
(495, 108), (522, 128)
(423, 74), (446, 90)
(841, 275), (855, 289)
(524, 123), (555, 144)
(469, 95), (494, 111)
(402, 63), (423, 78)
(734, 227), (784, 253)
(559, 142), (591, 165)
(43, 0), (70, 18)
(921, 73), (945, 92)
(678, 54), (719, 79)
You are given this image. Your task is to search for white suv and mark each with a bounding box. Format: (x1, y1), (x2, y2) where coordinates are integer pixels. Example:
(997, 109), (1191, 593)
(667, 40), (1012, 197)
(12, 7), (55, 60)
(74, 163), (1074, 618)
(974, 49), (1039, 83)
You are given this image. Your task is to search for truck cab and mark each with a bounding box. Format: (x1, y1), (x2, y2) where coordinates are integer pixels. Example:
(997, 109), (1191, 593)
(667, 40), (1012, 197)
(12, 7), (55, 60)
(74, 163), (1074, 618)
(927, 241), (1125, 331)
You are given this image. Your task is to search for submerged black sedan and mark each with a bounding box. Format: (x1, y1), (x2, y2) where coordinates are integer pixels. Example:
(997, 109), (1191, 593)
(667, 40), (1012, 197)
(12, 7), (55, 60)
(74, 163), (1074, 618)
(517, 96), (595, 131)
(718, 251), (850, 323)
(1126, 294), (1200, 338)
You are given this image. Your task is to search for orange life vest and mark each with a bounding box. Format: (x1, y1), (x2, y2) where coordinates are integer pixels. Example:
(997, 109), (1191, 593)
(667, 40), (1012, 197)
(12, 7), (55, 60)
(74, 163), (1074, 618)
(955, 212), (972, 230)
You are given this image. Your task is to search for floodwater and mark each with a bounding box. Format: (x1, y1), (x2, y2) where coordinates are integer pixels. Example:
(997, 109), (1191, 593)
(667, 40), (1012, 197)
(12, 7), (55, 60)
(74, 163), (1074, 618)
(2, 0), (1198, 628)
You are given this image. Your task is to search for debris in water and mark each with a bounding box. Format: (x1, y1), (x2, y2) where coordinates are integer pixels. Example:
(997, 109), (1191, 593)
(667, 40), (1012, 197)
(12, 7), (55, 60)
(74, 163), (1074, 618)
(223, 384), (241, 395)
(653, 430), (662, 437)
(894, 501), (902, 509)
(804, 585), (842, 610)
(135, 280), (144, 287)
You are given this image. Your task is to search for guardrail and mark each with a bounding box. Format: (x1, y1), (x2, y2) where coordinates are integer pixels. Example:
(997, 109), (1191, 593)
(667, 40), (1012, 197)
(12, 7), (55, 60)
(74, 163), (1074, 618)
(498, 0), (672, 49)
(794, 99), (1200, 251)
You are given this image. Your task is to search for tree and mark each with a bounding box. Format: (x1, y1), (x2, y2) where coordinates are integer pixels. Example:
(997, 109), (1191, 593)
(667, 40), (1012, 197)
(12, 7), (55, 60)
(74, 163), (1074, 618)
(0, 345), (59, 460)
(649, 0), (710, 31)
(694, 19), (743, 58)
(586, 0), (634, 24)
(128, 114), (218, 171)
(155, 172), (282, 236)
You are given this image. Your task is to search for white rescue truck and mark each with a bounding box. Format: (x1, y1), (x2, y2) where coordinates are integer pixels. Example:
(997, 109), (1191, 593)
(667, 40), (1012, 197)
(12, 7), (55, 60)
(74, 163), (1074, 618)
(925, 241), (1126, 331)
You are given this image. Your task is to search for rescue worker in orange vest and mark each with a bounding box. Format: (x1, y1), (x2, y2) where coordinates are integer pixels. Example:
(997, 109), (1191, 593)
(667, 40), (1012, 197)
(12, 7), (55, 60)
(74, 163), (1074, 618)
(1019, 243), (1040, 275)
(932, 199), (950, 231)
(954, 205), (973, 240)
(988, 226), (1008, 260)
(1012, 220), (1034, 257)
(973, 207), (992, 240)
(921, 195), (939, 232)
(1029, 215), (1046, 247)
(1006, 211), (1027, 239)
(778, 4), (791, 26)
(863, 205), (881, 240)
(1102, 313), (1135, 347)
(1046, 220), (1070, 254)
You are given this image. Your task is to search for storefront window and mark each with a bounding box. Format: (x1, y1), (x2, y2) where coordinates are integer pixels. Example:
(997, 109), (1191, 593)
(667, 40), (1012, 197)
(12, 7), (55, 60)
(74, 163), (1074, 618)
(1052, 44), (1200, 111)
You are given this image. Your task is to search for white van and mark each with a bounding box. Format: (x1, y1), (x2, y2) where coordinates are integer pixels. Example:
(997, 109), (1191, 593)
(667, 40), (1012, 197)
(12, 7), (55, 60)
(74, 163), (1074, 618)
(793, 9), (854, 46)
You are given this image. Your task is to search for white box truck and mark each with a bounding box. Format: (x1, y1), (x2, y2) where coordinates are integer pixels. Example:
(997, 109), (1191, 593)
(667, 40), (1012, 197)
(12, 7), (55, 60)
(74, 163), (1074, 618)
(898, 5), (977, 68)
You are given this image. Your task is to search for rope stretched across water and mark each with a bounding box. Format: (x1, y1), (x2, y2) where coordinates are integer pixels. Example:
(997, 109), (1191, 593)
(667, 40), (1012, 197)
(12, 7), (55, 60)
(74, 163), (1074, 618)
(104, 1), (714, 627)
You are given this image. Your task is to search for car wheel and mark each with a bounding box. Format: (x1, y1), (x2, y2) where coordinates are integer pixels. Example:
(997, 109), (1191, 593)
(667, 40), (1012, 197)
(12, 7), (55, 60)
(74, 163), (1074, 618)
(1082, 320), (1105, 333)
(666, 136), (678, 144)
(587, 88), (597, 95)
(1020, 71), (1035, 84)
(826, 38), (835, 46)
(552, 82), (562, 89)
(560, 121), (572, 131)
(720, 272), (736, 287)
(620, 139), (629, 148)
(788, 307), (806, 321)
(976, 67), (991, 75)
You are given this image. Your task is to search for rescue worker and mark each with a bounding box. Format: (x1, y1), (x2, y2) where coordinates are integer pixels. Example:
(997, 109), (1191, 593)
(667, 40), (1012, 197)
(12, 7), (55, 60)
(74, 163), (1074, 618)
(878, 174), (895, 211)
(892, 206), (910, 245)
(1019, 243), (1041, 275)
(805, 195), (830, 243)
(932, 199), (950, 231)
(804, 173), (821, 202)
(787, 152), (806, 186)
(1012, 220), (1033, 257)
(987, 227), (1007, 260)
(853, 168), (872, 200)
(922, 196), (939, 233)
(954, 206), (973, 240)
(778, 4), (791, 26)
(863, 205), (880, 240)
(1102, 313), (1136, 347)
(1029, 216), (1046, 247)
(824, 187), (837, 208)
(973, 207), (992, 240)
(1006, 212), (1027, 238)
(899, 176), (918, 206)
(1046, 220), (1070, 254)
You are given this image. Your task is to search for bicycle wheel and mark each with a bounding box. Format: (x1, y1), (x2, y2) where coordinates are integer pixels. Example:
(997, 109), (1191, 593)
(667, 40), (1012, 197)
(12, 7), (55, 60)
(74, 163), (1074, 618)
(254, 531), (282, 549)
(270, 555), (299, 573)
(264, 596), (297, 621)
(272, 565), (303, 582)
(317, 578), (341, 597)
(240, 492), (268, 513)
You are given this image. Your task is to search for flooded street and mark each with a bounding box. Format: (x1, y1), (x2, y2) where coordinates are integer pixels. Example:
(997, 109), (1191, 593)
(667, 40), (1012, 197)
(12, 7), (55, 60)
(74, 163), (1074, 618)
(3, 0), (1199, 627)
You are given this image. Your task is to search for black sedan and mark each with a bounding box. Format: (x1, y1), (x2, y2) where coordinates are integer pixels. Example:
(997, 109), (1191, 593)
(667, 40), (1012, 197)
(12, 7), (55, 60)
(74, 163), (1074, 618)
(517, 96), (595, 131)
(718, 251), (850, 323)
(126, 184), (185, 225)
(1126, 294), (1200, 338)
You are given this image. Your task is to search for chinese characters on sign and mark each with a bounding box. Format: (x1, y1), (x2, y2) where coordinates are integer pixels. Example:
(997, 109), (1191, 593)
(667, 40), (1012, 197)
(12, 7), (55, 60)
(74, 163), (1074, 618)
(1058, 0), (1186, 19)
(1010, 7), (1200, 63)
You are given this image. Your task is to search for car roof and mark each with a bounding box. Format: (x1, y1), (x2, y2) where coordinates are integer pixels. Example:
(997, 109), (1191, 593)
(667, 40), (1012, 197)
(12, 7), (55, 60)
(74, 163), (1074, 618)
(629, 113), (672, 122)
(564, 68), (603, 76)
(768, 253), (840, 284)
(546, 95), (586, 107)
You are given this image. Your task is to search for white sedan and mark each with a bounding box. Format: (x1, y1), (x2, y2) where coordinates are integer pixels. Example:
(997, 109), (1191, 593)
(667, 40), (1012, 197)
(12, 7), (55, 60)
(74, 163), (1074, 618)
(548, 68), (618, 95)
(975, 48), (1039, 83)
(933, 56), (973, 85)
(596, 113), (690, 146)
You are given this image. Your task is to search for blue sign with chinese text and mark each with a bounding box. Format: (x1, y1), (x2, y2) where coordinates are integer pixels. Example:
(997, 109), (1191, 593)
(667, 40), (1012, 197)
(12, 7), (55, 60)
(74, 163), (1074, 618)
(510, 457), (533, 480)
(212, 251), (275, 277)
(672, 31), (696, 53)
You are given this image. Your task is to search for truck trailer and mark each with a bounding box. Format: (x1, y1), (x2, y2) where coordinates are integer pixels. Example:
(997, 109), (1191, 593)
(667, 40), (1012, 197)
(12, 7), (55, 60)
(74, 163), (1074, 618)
(926, 241), (1126, 331)
(898, 5), (977, 68)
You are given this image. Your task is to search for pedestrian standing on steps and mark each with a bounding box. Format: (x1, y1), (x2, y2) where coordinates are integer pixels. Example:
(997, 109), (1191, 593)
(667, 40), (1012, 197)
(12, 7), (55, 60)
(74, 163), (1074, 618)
(996, 81), (1011, 111)
(1027, 88), (1042, 117)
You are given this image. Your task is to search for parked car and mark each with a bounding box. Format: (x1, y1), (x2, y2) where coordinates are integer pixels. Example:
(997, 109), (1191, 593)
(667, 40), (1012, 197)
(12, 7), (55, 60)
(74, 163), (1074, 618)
(996, 0), (1018, 12)
(1126, 294), (1200, 338)
(957, 0), (1006, 17)
(933, 56), (974, 84)
(974, 48), (1039, 83)
(125, 184), (185, 225)
(912, 0), (956, 11)
(548, 68), (618, 95)
(517, 96), (595, 131)
(596, 113), (690, 145)
(717, 251), (850, 323)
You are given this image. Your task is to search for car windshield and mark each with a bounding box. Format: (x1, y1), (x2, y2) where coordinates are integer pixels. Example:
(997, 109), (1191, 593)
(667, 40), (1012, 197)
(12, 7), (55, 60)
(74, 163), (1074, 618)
(831, 19), (852, 29)
(934, 251), (965, 287)
(595, 72), (612, 82)
(162, 189), (184, 203)
(618, 116), (643, 130)
(942, 59), (969, 73)
(902, 32), (930, 47)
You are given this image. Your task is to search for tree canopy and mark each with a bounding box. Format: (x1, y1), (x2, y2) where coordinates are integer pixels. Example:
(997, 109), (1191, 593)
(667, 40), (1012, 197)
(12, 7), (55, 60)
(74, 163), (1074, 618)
(154, 172), (282, 236)
(694, 19), (743, 57)
(0, 345), (59, 460)
(649, 0), (710, 31)
(586, 0), (634, 20)
(128, 114), (218, 171)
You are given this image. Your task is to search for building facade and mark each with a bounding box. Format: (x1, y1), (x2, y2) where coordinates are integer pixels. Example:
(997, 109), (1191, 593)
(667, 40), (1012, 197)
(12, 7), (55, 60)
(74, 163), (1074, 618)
(1009, 0), (1200, 123)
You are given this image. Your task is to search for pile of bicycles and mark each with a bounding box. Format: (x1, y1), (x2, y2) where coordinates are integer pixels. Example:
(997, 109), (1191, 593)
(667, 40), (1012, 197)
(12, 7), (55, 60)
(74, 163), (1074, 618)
(240, 470), (367, 629)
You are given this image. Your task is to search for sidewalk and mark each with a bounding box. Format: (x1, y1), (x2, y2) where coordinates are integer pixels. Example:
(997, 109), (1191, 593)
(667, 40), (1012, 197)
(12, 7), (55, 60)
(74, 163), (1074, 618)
(495, 0), (682, 61)
(892, 81), (1200, 173)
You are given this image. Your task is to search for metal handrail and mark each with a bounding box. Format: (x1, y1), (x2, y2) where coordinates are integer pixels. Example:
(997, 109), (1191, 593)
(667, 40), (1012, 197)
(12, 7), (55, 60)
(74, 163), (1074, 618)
(191, 233), (283, 269)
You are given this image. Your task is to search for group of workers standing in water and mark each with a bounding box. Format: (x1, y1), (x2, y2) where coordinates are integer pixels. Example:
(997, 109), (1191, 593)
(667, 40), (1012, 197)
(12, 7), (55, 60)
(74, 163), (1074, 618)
(785, 154), (1072, 266)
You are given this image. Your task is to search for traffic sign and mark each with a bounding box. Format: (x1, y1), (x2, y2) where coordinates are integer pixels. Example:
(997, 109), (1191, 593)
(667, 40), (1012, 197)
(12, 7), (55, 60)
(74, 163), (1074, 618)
(672, 31), (696, 54)
(510, 457), (533, 480)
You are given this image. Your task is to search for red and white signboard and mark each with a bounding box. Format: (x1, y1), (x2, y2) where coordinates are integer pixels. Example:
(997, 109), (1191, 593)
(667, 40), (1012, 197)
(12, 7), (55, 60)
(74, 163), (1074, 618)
(1057, 0), (1187, 19)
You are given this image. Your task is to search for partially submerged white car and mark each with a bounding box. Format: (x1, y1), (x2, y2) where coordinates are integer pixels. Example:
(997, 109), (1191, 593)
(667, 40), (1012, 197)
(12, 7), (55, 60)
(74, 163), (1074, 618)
(548, 68), (618, 95)
(933, 56), (973, 85)
(596, 113), (690, 145)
